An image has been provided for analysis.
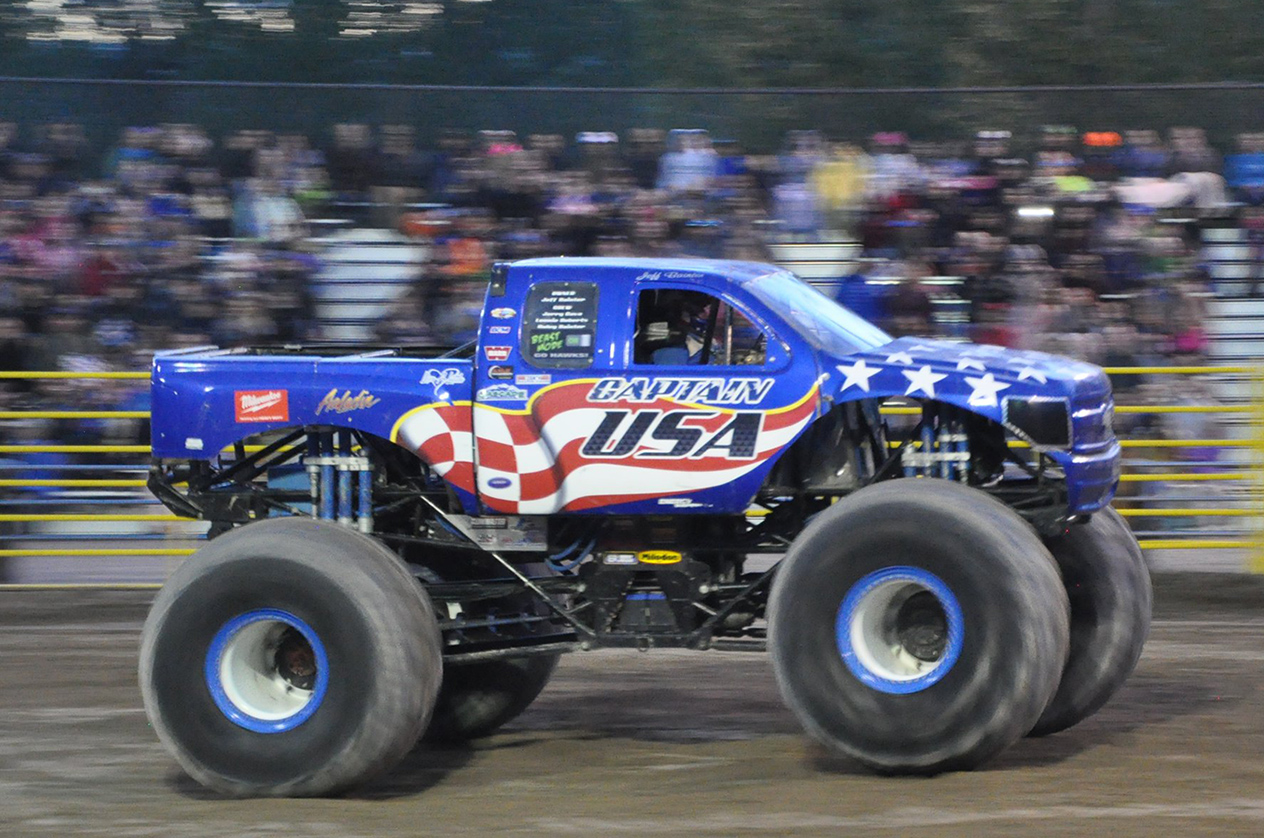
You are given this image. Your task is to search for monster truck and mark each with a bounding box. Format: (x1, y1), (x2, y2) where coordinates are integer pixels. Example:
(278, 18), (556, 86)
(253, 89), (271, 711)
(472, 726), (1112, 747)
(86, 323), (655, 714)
(139, 257), (1150, 796)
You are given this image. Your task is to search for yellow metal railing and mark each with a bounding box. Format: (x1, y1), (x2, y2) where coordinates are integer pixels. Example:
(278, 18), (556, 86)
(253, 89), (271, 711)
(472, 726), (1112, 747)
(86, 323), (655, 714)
(0, 371), (148, 380)
(1104, 365), (1264, 563)
(1, 365), (1262, 588)
(1252, 364), (1264, 573)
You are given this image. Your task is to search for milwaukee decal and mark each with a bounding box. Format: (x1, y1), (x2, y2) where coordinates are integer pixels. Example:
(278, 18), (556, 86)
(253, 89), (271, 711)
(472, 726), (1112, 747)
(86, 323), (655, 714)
(234, 390), (289, 423)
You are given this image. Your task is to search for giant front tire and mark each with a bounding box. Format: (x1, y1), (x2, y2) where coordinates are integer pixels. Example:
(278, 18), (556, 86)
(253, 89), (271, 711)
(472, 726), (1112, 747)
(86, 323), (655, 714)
(139, 518), (442, 797)
(768, 479), (1069, 774)
(1029, 507), (1151, 737)
(423, 654), (559, 743)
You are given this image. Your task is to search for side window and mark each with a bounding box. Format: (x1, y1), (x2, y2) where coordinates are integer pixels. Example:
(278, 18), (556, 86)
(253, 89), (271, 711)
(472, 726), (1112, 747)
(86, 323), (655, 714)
(521, 281), (598, 368)
(634, 288), (767, 366)
(726, 306), (768, 366)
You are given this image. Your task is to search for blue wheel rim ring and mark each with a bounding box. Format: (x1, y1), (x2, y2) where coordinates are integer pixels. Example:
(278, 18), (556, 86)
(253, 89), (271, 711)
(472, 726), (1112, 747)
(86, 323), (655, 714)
(205, 608), (330, 733)
(835, 566), (964, 695)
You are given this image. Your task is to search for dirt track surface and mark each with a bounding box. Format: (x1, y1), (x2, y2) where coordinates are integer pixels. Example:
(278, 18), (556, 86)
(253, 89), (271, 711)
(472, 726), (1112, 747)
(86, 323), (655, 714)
(2, 573), (1264, 838)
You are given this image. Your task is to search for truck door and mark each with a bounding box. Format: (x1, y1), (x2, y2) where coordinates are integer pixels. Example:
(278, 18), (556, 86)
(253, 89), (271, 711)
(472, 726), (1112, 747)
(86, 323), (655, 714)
(473, 277), (819, 515)
(583, 282), (818, 513)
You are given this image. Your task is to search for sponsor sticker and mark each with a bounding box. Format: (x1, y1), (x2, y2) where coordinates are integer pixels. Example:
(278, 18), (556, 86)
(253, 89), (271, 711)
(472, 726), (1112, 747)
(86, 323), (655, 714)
(235, 389), (289, 423)
(515, 373), (551, 386)
(447, 514), (547, 550)
(484, 345), (512, 362)
(184, 437), (204, 451)
(657, 497), (707, 509)
(477, 384), (529, 402)
(420, 367), (466, 388)
(603, 552), (638, 566)
(490, 307), (516, 319)
(488, 325), (512, 335)
(638, 550), (683, 565)
(487, 365), (514, 380)
(315, 388), (380, 415)
(487, 476), (513, 490)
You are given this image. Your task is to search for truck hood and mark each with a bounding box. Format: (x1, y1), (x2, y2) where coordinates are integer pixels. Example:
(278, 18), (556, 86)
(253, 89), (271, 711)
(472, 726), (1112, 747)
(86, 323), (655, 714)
(824, 336), (1114, 450)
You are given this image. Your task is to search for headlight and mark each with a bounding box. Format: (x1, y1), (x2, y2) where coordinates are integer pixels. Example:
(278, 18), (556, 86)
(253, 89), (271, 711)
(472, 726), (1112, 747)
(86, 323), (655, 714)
(1003, 397), (1070, 449)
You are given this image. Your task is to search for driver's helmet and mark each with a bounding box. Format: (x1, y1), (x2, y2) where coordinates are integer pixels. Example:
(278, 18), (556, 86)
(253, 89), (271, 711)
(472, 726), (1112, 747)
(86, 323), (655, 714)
(678, 295), (714, 339)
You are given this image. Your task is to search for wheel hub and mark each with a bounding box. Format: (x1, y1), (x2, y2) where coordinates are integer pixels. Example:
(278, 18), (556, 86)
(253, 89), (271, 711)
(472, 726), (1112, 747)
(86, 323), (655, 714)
(835, 566), (964, 694)
(275, 628), (317, 691)
(895, 591), (948, 663)
(205, 609), (329, 733)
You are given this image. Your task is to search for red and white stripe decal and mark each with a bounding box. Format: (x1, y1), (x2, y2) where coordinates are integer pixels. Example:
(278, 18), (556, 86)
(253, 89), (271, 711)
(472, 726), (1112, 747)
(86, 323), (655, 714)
(392, 380), (819, 513)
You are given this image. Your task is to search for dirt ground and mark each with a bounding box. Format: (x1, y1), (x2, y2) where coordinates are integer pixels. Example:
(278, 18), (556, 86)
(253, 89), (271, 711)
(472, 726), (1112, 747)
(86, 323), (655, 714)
(2, 573), (1263, 838)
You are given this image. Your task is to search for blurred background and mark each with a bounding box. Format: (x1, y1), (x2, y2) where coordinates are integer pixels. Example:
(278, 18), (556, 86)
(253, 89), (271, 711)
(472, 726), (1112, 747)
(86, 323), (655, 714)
(2, 0), (1263, 580)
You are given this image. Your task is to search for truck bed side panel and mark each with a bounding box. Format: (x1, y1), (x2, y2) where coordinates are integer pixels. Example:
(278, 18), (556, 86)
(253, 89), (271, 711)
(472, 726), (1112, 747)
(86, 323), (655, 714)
(150, 355), (475, 470)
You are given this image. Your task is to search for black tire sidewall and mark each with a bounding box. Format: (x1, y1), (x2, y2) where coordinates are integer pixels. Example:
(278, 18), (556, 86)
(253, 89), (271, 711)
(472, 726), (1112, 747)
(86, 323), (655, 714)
(769, 480), (1069, 772)
(1031, 506), (1152, 736)
(140, 518), (441, 796)
(424, 654), (560, 743)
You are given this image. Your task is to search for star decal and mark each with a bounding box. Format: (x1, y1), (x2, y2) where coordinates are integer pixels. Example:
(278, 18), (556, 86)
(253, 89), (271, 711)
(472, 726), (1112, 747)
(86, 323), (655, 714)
(837, 359), (881, 393)
(956, 357), (987, 371)
(885, 350), (914, 365)
(965, 373), (1011, 407)
(903, 365), (948, 398)
(1017, 366), (1048, 384)
(906, 343), (939, 353)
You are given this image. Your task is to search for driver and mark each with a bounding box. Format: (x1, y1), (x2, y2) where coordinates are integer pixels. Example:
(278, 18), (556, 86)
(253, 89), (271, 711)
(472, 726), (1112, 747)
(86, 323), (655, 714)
(644, 291), (718, 364)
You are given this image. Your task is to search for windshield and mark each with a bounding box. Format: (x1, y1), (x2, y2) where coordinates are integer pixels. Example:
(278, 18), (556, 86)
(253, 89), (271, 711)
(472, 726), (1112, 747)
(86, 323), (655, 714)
(746, 271), (892, 356)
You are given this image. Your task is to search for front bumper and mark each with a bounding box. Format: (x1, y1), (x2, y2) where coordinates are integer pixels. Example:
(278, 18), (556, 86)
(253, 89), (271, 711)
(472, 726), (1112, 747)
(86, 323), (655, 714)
(1049, 441), (1122, 516)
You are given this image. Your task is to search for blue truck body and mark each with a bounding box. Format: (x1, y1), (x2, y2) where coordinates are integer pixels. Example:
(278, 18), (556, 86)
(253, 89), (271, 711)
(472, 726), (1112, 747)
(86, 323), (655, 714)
(151, 257), (1119, 519)
(141, 257), (1143, 795)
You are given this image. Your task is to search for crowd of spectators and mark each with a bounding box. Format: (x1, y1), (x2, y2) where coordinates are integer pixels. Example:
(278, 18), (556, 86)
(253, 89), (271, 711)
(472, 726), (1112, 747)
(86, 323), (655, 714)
(0, 118), (1255, 452)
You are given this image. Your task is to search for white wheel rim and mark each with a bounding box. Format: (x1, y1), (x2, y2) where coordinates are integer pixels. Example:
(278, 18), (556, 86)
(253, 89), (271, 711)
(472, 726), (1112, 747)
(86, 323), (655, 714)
(205, 609), (329, 733)
(836, 566), (964, 694)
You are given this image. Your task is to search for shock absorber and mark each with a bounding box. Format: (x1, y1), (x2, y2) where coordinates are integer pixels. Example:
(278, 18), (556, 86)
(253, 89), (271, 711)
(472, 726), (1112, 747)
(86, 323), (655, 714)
(903, 406), (972, 481)
(949, 416), (970, 483)
(319, 432), (336, 520)
(936, 418), (952, 480)
(903, 404), (939, 477)
(936, 410), (971, 482)
(306, 433), (320, 517)
(337, 429), (353, 527)
(302, 428), (375, 533)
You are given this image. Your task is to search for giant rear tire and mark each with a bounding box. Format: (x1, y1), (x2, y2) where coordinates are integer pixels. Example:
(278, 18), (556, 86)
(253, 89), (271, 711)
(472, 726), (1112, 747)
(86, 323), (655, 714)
(139, 518), (442, 797)
(1029, 507), (1151, 737)
(423, 654), (559, 743)
(768, 479), (1069, 774)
